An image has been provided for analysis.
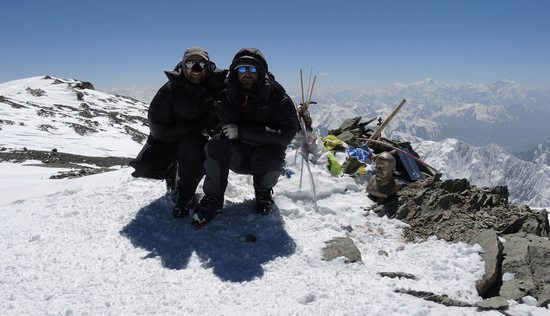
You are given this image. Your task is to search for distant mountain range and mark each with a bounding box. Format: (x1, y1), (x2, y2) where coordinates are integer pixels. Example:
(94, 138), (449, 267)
(311, 79), (550, 155)
(415, 139), (550, 207)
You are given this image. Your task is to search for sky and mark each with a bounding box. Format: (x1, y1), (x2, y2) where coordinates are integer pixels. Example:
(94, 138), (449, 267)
(1, 0), (550, 99)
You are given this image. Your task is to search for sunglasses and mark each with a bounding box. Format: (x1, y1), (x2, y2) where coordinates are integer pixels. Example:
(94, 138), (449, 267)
(236, 66), (257, 74)
(185, 61), (207, 70)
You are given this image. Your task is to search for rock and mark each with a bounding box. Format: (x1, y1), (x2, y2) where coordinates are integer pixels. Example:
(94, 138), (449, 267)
(26, 87), (46, 97)
(440, 178), (470, 193)
(378, 271), (416, 280)
(468, 229), (503, 297)
(341, 157), (364, 174)
(322, 237), (362, 263)
(335, 131), (361, 147)
(338, 117), (362, 131)
(499, 233), (550, 302)
(76, 91), (84, 101)
(394, 289), (473, 307)
(340, 225), (353, 233)
(539, 284), (550, 307)
(74, 81), (95, 90)
(475, 296), (509, 310)
(377, 250), (388, 257)
(239, 234), (257, 243)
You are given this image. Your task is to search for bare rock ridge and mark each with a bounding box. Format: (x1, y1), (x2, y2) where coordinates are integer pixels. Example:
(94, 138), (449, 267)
(373, 175), (550, 307)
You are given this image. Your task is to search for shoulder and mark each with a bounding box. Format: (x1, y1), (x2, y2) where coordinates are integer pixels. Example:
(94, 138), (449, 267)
(208, 62), (229, 87)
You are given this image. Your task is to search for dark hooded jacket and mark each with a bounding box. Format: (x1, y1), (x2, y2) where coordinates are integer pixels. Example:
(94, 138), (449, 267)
(219, 48), (299, 148)
(148, 62), (228, 143)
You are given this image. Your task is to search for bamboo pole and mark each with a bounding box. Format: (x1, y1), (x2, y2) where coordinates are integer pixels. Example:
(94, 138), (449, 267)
(300, 69), (305, 105)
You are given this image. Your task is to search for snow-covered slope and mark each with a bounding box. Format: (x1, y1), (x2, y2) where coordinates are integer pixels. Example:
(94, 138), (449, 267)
(514, 140), (550, 167)
(415, 139), (550, 208)
(1, 158), (505, 315)
(0, 76), (149, 157)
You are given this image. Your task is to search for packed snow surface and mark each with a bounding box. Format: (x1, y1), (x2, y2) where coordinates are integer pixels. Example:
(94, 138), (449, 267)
(1, 158), (548, 315)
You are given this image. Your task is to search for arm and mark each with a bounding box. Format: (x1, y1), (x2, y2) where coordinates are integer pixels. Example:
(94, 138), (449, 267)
(148, 84), (203, 142)
(239, 94), (299, 147)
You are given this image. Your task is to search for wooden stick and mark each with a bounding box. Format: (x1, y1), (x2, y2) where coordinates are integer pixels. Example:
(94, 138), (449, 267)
(369, 99), (406, 140)
(306, 75), (317, 105)
(300, 69), (305, 106)
(357, 137), (438, 175)
(306, 67), (313, 105)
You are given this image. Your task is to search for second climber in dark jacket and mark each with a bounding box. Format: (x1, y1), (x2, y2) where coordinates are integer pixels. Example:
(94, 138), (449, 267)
(129, 47), (228, 217)
(192, 48), (299, 226)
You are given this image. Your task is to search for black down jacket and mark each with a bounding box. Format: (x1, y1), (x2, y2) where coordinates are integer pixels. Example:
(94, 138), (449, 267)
(148, 62), (228, 143)
(220, 48), (299, 148)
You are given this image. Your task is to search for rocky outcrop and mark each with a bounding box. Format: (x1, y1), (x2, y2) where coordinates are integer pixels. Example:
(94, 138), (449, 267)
(369, 176), (550, 306)
(26, 87), (46, 97)
(382, 176), (549, 243)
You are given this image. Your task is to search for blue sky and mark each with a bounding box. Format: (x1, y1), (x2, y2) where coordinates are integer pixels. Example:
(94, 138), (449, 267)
(1, 0), (549, 95)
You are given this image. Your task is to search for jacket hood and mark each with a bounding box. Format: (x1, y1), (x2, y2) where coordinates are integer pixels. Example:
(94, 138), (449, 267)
(228, 48), (269, 86)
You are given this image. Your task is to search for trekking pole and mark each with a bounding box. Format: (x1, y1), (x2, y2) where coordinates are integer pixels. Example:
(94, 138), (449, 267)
(294, 69), (306, 166)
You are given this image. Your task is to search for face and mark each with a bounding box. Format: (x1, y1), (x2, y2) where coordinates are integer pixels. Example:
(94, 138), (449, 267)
(236, 65), (258, 91)
(184, 57), (209, 84)
(375, 158), (394, 185)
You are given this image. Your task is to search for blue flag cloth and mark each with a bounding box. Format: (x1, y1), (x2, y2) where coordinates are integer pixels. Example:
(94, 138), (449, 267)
(347, 145), (372, 163)
(282, 168), (295, 178)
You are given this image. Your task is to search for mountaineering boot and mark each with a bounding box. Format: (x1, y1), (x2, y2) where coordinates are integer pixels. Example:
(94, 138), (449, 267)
(192, 195), (223, 226)
(165, 178), (178, 203)
(172, 192), (193, 218)
(255, 189), (274, 215)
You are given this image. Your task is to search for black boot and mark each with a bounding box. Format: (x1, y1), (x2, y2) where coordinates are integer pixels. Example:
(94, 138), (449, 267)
(172, 192), (193, 218)
(165, 178), (177, 203)
(255, 189), (274, 215)
(192, 195), (223, 225)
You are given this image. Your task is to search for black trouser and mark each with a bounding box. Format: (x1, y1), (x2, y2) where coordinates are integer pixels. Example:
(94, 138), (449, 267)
(202, 135), (285, 200)
(130, 133), (206, 197)
(175, 133), (208, 199)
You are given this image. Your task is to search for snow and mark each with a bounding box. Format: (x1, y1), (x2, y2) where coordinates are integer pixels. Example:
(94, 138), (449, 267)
(1, 76), (549, 315)
(0, 76), (148, 157)
(1, 159), (548, 315)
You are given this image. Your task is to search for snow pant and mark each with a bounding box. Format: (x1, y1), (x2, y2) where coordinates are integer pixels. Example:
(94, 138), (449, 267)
(175, 133), (208, 199)
(202, 134), (285, 200)
(130, 133), (207, 198)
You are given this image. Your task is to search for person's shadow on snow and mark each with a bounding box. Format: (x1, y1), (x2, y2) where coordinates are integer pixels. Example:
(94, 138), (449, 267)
(120, 196), (296, 282)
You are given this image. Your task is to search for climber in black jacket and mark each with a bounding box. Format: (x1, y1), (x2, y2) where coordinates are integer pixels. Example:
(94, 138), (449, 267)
(192, 48), (299, 225)
(130, 47), (228, 217)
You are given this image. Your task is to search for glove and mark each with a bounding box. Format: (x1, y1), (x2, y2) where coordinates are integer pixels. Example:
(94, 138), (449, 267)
(222, 124), (239, 140)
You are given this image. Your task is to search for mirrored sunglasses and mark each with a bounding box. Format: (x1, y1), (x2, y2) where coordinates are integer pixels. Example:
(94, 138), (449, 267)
(185, 61), (207, 70)
(237, 66), (257, 74)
